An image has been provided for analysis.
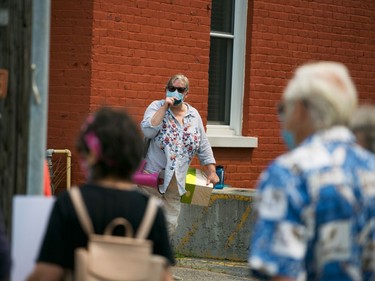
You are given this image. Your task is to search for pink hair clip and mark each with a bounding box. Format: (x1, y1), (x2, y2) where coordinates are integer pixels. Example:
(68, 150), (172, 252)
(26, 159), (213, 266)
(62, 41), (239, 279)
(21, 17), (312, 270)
(84, 132), (102, 159)
(81, 114), (95, 131)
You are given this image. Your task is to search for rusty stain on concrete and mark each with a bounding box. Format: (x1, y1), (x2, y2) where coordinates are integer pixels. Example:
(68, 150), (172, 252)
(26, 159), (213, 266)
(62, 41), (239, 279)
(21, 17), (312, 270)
(225, 205), (252, 248)
(176, 206), (210, 249)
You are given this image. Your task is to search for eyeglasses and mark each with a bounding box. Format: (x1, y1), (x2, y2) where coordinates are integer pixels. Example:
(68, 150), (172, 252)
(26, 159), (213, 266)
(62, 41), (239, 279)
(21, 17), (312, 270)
(167, 86), (187, 93)
(277, 102), (285, 117)
(276, 101), (288, 122)
(277, 99), (309, 121)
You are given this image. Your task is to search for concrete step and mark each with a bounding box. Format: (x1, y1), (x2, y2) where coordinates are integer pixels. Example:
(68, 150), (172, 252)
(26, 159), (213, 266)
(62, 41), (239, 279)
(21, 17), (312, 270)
(173, 188), (257, 261)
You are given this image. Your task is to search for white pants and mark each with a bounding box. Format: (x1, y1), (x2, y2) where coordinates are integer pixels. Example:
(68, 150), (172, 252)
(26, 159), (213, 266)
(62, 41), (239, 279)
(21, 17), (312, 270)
(138, 174), (181, 236)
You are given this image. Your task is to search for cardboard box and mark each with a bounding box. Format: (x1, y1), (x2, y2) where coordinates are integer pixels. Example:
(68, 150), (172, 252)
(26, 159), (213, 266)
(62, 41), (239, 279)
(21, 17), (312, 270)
(180, 168), (213, 206)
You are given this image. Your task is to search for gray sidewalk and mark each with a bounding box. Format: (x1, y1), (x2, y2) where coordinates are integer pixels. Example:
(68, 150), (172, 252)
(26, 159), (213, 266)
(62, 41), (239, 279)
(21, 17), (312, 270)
(173, 257), (258, 281)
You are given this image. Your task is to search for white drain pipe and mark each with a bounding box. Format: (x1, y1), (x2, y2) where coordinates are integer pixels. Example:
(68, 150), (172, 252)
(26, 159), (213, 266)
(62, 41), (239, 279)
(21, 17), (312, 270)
(27, 0), (51, 195)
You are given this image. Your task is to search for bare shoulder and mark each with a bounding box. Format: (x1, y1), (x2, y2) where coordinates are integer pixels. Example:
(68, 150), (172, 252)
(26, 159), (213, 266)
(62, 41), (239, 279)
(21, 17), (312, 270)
(26, 262), (65, 281)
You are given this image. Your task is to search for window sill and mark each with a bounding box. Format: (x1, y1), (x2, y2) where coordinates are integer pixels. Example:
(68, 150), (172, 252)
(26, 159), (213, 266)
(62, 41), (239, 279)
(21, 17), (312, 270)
(206, 125), (258, 148)
(208, 135), (258, 148)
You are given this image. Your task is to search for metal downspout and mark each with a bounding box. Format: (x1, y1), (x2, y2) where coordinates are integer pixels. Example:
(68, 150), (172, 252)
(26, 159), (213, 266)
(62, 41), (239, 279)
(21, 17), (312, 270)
(26, 0), (51, 195)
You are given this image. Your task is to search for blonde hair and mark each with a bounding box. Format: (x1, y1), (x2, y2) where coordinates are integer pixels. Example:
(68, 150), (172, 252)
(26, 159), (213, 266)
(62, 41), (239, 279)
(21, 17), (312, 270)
(283, 61), (357, 130)
(165, 74), (189, 92)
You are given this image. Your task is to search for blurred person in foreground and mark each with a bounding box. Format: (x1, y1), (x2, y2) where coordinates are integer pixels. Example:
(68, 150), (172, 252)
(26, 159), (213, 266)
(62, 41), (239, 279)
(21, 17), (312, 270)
(0, 208), (10, 281)
(139, 74), (219, 235)
(248, 61), (375, 281)
(350, 104), (375, 154)
(27, 107), (174, 281)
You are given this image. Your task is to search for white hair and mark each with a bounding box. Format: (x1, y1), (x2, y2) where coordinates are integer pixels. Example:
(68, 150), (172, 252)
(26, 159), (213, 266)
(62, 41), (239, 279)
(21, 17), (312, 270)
(283, 61), (358, 130)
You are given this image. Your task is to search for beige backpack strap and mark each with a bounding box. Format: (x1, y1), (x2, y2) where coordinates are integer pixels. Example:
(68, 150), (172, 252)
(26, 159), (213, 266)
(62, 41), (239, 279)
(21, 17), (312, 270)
(69, 187), (94, 236)
(136, 197), (160, 239)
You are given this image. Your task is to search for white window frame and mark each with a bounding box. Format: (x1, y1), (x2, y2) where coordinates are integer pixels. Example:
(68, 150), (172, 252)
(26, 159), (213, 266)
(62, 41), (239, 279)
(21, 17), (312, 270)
(207, 0), (257, 148)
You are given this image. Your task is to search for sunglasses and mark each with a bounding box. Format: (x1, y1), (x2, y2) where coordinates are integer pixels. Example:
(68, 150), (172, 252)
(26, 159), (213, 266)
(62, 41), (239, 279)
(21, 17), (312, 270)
(276, 102), (286, 122)
(277, 99), (309, 121)
(167, 86), (187, 93)
(277, 102), (285, 116)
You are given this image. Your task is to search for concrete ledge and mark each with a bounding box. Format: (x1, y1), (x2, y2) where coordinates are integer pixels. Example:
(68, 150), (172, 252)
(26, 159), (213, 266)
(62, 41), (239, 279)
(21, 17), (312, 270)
(175, 257), (251, 278)
(173, 188), (257, 262)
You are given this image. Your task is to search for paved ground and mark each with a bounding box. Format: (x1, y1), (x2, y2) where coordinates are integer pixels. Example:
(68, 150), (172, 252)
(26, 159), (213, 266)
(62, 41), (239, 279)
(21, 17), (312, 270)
(172, 257), (259, 281)
(172, 267), (254, 281)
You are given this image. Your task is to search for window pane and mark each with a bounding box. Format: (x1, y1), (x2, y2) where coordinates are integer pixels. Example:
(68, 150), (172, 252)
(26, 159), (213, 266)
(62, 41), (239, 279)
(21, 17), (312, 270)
(208, 37), (233, 124)
(211, 0), (235, 33)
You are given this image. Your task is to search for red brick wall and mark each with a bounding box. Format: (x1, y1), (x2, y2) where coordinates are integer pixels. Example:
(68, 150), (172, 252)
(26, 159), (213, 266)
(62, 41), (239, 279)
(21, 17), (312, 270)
(48, 0), (93, 187)
(90, 0), (212, 120)
(241, 0), (375, 188)
(48, 0), (375, 189)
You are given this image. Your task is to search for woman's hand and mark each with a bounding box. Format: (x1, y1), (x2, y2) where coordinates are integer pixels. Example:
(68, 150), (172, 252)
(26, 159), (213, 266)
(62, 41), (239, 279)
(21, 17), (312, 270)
(164, 97), (175, 109)
(204, 164), (220, 186)
(164, 268), (174, 281)
(206, 171), (219, 186)
(151, 98), (174, 126)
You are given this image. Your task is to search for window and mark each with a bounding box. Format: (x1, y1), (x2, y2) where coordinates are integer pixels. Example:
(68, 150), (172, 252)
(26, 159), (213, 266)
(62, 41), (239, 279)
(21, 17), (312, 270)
(208, 1), (234, 125)
(207, 0), (257, 147)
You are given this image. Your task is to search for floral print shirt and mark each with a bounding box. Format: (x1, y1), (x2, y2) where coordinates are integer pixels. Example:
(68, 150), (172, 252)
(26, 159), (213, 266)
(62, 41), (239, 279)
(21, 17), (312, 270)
(249, 126), (375, 281)
(141, 100), (216, 195)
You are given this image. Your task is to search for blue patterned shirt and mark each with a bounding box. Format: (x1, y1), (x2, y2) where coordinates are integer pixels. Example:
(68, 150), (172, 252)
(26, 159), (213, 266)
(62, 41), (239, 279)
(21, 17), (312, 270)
(249, 126), (375, 281)
(141, 100), (216, 195)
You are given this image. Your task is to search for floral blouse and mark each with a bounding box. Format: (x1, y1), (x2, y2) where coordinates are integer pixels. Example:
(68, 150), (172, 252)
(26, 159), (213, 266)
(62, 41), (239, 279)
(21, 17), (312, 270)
(141, 100), (216, 195)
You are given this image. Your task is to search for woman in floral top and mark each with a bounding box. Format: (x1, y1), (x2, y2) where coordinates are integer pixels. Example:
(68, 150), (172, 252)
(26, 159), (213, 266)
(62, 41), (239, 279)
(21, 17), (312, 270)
(140, 74), (219, 235)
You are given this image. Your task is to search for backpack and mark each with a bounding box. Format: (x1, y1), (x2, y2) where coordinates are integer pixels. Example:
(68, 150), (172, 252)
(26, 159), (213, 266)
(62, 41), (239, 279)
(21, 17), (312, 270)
(68, 187), (168, 281)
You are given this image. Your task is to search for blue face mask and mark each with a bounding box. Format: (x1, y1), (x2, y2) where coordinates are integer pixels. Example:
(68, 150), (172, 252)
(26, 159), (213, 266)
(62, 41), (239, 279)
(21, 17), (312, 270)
(166, 90), (184, 106)
(281, 129), (296, 150)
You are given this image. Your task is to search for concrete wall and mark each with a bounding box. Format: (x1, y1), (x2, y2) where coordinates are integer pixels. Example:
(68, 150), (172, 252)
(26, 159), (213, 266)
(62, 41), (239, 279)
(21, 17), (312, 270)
(174, 188), (257, 262)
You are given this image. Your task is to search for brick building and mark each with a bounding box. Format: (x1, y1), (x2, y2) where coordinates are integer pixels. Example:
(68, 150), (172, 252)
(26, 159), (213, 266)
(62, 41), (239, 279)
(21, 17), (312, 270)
(47, 0), (375, 189)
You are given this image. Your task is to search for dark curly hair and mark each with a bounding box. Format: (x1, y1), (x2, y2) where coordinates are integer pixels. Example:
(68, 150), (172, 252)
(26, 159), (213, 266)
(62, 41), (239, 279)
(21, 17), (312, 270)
(76, 107), (143, 181)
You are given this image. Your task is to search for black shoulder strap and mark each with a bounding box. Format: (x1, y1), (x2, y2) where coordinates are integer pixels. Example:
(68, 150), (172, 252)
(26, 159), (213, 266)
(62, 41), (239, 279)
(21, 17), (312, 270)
(143, 137), (151, 158)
